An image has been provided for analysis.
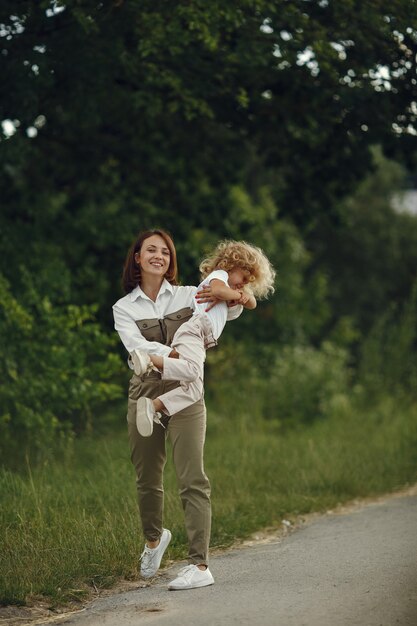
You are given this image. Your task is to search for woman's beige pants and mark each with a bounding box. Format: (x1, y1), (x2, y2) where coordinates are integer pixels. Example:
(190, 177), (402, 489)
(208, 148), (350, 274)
(127, 371), (211, 565)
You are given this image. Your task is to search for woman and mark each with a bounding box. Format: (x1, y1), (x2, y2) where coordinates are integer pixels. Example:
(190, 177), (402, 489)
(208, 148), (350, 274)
(112, 229), (242, 590)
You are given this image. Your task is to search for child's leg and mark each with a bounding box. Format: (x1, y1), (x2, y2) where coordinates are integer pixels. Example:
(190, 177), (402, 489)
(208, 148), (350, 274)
(150, 351), (201, 383)
(137, 378), (203, 438)
(148, 346), (198, 383)
(157, 377), (204, 416)
(149, 319), (206, 385)
(144, 368), (203, 417)
(154, 318), (207, 416)
(162, 327), (205, 384)
(137, 317), (212, 436)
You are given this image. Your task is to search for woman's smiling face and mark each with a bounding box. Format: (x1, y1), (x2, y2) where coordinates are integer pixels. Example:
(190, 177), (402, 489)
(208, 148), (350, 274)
(135, 234), (171, 279)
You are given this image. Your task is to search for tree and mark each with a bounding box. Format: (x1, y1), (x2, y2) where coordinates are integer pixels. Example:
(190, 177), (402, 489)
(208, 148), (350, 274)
(1, 2), (416, 306)
(312, 149), (417, 338)
(1, 1), (416, 453)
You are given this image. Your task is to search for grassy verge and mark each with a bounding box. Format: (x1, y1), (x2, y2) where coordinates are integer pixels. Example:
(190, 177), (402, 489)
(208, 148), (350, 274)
(1, 397), (417, 606)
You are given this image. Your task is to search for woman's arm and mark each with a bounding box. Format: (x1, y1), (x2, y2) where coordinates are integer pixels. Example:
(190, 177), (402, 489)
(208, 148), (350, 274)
(197, 279), (257, 310)
(112, 305), (172, 357)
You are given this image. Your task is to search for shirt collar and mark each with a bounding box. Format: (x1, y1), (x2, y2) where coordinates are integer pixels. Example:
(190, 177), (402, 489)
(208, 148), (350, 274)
(129, 279), (174, 302)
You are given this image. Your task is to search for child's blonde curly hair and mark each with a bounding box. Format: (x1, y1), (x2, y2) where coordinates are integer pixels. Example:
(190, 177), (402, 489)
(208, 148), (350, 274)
(199, 240), (276, 298)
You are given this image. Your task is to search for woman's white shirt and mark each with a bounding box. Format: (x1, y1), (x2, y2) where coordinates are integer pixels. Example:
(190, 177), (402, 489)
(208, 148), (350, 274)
(112, 279), (243, 358)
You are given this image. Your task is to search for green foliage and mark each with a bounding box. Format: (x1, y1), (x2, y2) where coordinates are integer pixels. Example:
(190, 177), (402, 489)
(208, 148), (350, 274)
(206, 340), (351, 427)
(0, 1), (416, 463)
(311, 149), (417, 337)
(0, 272), (123, 464)
(1, 0), (417, 320)
(265, 342), (352, 424)
(358, 281), (417, 401)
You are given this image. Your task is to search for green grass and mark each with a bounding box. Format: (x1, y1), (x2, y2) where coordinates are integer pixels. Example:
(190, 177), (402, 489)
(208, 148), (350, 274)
(1, 397), (417, 606)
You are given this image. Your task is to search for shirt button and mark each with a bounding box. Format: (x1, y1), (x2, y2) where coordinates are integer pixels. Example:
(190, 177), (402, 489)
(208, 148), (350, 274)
(177, 314), (181, 319)
(143, 323), (148, 328)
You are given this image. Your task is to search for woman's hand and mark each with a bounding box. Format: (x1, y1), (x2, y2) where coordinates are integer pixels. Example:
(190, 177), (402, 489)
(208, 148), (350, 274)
(196, 284), (251, 310)
(195, 286), (214, 302)
(195, 286), (222, 312)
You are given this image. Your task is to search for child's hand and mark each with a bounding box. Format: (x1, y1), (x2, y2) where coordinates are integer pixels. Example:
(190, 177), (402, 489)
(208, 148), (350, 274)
(227, 294), (247, 306)
(236, 290), (251, 305)
(227, 291), (249, 306)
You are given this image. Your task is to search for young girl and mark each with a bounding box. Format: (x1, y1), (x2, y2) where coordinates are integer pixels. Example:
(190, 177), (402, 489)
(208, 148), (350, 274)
(131, 240), (275, 438)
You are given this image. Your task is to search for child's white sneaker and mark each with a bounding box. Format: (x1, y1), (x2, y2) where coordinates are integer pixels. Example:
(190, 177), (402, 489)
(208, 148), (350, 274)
(168, 564), (214, 590)
(136, 397), (164, 437)
(129, 349), (154, 377)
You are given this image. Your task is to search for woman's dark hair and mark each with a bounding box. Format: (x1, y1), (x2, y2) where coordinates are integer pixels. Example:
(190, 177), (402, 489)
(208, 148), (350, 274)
(122, 229), (179, 293)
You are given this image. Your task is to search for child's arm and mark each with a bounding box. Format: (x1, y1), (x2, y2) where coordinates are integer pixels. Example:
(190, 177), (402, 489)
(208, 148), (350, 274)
(197, 279), (257, 310)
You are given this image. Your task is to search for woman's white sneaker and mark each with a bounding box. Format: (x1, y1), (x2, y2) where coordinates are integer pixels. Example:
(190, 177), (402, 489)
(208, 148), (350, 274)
(168, 564), (214, 590)
(140, 528), (172, 578)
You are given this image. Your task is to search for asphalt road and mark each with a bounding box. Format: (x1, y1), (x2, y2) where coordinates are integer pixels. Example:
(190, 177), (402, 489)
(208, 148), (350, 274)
(42, 492), (417, 626)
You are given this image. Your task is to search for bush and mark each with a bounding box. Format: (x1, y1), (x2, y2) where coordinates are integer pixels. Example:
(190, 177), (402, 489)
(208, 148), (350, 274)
(0, 271), (124, 465)
(265, 342), (352, 425)
(357, 281), (417, 402)
(206, 340), (351, 427)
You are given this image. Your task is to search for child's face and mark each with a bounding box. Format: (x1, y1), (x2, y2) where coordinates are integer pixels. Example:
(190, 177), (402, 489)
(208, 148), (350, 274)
(228, 268), (252, 290)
